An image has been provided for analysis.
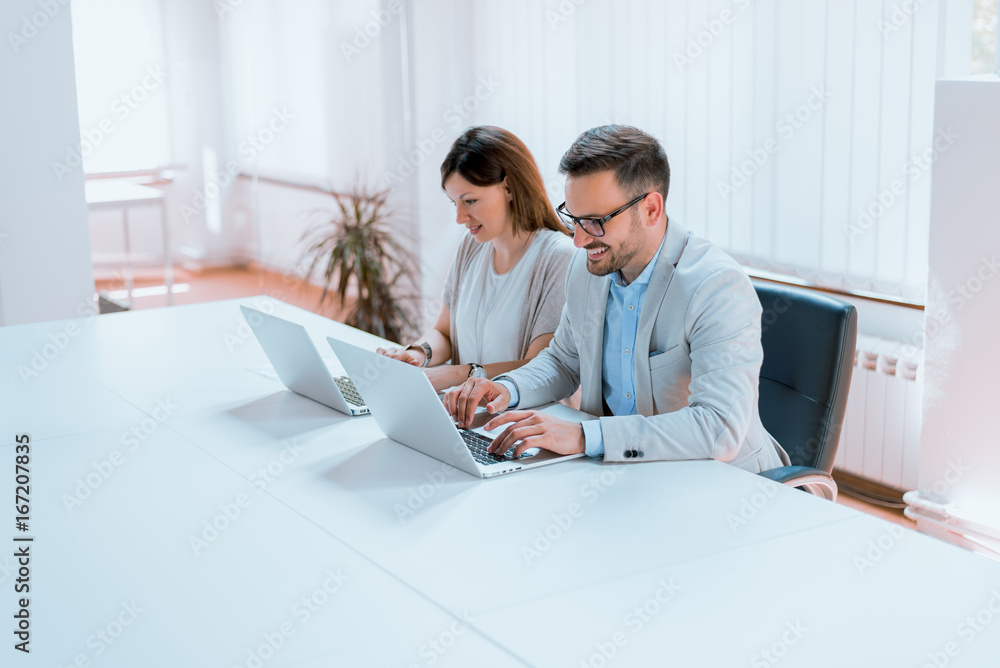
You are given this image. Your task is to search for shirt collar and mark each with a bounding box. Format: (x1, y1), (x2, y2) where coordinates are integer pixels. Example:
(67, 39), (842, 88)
(612, 229), (668, 289)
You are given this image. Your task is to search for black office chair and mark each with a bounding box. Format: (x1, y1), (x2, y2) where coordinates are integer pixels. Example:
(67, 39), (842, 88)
(754, 282), (857, 501)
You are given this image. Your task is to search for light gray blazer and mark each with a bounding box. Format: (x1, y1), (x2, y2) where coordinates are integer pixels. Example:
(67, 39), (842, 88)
(500, 220), (791, 473)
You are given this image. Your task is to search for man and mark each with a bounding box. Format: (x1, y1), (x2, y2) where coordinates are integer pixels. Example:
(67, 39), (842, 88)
(444, 125), (789, 472)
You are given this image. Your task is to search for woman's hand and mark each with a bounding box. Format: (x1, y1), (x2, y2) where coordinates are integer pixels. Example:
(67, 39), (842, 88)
(425, 365), (473, 393)
(376, 345), (470, 392)
(376, 346), (424, 367)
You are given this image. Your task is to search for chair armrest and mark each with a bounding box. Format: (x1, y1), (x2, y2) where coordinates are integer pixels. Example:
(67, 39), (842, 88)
(759, 466), (838, 502)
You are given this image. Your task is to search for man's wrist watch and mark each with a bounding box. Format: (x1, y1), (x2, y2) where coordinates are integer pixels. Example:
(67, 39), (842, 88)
(468, 362), (487, 379)
(406, 342), (432, 368)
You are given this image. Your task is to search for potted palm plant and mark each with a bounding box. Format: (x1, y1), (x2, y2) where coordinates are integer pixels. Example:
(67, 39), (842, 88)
(299, 186), (416, 343)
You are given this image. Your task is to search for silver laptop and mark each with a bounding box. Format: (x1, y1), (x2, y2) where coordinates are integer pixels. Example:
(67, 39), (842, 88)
(239, 305), (369, 416)
(327, 337), (592, 478)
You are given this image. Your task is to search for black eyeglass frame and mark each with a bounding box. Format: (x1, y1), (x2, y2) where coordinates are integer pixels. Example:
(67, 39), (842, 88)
(556, 192), (650, 238)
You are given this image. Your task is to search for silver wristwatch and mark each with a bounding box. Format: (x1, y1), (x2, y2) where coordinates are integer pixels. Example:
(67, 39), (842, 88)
(468, 362), (487, 379)
(406, 342), (432, 367)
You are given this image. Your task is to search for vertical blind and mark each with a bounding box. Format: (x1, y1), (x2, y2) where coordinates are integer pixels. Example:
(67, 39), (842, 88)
(456, 0), (973, 303)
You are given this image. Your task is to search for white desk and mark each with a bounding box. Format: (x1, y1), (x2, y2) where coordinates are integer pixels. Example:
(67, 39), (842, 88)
(85, 180), (172, 306)
(2, 298), (999, 666)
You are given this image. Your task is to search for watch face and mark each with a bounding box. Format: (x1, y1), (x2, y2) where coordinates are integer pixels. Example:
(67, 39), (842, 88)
(470, 364), (487, 378)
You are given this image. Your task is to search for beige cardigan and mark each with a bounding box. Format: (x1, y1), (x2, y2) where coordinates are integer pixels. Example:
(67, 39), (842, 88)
(441, 228), (574, 365)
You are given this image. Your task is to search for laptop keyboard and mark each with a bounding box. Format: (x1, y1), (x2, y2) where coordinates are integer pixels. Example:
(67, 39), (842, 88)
(460, 430), (531, 466)
(334, 376), (366, 407)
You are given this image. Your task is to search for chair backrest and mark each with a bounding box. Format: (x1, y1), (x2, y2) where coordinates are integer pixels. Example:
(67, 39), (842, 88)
(754, 282), (858, 473)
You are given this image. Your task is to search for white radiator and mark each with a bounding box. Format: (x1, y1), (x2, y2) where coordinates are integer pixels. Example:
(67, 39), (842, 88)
(834, 335), (922, 491)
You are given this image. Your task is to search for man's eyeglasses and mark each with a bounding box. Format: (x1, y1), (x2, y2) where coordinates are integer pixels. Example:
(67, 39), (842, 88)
(556, 193), (649, 238)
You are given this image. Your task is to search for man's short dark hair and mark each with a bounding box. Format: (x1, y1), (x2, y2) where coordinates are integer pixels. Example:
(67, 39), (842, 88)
(558, 125), (670, 204)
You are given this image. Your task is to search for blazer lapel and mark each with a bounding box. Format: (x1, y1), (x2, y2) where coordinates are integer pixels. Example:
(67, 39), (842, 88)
(634, 221), (689, 415)
(581, 272), (611, 416)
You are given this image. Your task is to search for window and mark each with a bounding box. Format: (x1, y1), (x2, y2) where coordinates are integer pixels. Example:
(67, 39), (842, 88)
(70, 0), (171, 174)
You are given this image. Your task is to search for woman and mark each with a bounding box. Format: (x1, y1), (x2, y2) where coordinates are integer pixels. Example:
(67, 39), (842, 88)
(377, 126), (574, 392)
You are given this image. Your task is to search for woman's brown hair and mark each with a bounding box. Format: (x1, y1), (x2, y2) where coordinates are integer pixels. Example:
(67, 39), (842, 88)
(440, 126), (568, 237)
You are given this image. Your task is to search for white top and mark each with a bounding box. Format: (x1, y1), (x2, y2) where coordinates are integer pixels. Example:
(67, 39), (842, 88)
(454, 233), (546, 365)
(442, 228), (575, 366)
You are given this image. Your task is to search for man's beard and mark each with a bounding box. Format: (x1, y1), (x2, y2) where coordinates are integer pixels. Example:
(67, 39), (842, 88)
(584, 212), (644, 277)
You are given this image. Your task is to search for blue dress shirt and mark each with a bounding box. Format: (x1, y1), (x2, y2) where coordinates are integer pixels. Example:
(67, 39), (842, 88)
(580, 235), (666, 457)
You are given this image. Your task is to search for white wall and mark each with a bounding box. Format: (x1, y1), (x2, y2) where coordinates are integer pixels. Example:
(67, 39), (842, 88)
(906, 75), (1000, 555)
(0, 0), (95, 326)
